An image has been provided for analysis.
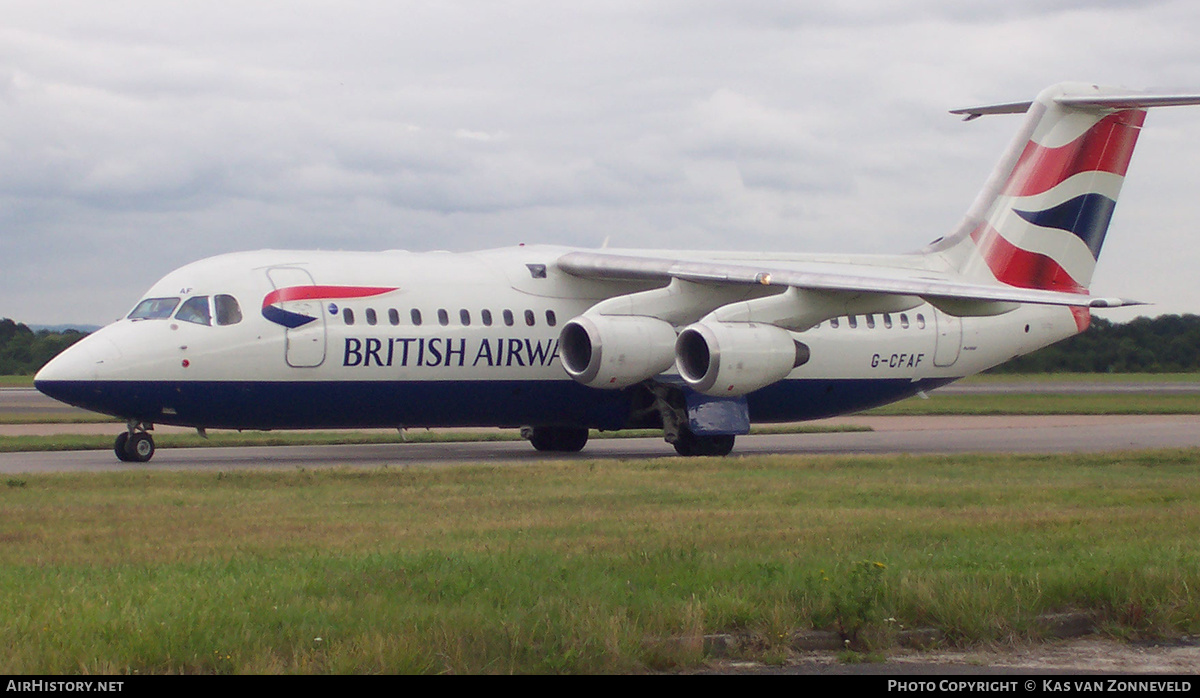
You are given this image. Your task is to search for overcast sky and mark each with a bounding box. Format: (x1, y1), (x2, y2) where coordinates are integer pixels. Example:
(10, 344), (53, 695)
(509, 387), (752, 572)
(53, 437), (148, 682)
(4, 1), (1200, 325)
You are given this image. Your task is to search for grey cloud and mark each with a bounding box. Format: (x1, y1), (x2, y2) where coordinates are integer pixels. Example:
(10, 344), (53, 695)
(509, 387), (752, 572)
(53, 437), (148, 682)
(3, 0), (1200, 324)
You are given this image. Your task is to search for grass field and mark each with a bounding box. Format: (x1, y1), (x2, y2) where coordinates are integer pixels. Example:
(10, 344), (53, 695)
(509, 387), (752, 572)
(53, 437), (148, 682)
(3, 451), (1199, 673)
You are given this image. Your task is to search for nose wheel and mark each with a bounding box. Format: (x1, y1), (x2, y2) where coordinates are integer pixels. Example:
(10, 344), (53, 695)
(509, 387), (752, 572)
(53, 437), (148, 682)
(114, 423), (156, 463)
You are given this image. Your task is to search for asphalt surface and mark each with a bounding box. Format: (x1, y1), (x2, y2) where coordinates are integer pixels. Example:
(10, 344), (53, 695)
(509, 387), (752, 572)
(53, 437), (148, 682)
(6, 383), (1200, 473)
(4, 414), (1200, 473)
(0, 386), (95, 415)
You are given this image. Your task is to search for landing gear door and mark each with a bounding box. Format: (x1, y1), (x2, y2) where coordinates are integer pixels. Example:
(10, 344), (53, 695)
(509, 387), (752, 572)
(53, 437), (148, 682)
(266, 267), (327, 368)
(685, 393), (751, 436)
(932, 309), (962, 368)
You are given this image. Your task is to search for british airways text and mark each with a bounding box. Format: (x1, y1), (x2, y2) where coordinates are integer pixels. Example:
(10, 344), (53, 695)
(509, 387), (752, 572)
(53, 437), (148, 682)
(343, 337), (560, 368)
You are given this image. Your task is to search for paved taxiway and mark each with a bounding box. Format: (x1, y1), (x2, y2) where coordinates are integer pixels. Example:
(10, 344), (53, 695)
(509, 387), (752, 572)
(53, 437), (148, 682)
(0, 387), (92, 415)
(4, 414), (1200, 474)
(7, 381), (1200, 473)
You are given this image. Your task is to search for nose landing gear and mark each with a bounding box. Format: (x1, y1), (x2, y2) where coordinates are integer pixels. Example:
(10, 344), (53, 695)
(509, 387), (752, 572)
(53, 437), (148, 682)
(114, 421), (155, 463)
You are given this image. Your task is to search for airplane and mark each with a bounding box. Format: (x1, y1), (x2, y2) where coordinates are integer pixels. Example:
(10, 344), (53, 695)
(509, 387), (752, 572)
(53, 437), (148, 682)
(33, 82), (1200, 463)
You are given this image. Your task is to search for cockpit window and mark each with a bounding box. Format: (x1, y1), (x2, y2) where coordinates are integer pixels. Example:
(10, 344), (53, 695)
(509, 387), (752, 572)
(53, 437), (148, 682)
(175, 296), (212, 326)
(215, 295), (242, 326)
(128, 297), (180, 320)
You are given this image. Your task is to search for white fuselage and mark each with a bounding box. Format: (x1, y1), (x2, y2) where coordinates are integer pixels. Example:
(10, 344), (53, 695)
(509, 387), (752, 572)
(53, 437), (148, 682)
(35, 245), (1079, 432)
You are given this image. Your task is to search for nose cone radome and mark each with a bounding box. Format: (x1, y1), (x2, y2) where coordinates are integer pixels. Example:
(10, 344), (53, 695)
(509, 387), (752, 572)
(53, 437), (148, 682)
(34, 332), (123, 405)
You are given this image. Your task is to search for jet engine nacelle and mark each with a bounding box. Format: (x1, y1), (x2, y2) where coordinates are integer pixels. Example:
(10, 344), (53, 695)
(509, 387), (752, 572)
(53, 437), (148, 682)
(559, 315), (678, 389)
(675, 321), (810, 396)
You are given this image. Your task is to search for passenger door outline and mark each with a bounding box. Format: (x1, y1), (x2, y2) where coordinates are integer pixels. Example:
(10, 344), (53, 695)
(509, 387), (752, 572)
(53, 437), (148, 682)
(266, 267), (327, 368)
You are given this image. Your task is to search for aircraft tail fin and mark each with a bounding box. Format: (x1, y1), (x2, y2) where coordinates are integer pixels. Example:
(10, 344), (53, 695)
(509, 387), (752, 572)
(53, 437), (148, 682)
(934, 83), (1200, 297)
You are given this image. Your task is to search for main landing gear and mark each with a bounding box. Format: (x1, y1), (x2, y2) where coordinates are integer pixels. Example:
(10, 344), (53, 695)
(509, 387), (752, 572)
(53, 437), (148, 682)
(670, 428), (736, 457)
(521, 425), (590, 452)
(520, 384), (740, 457)
(641, 383), (738, 457)
(114, 421), (155, 463)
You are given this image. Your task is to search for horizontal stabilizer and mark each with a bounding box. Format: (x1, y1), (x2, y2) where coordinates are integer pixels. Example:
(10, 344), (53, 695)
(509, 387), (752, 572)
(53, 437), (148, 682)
(950, 100), (1032, 120)
(952, 89), (1200, 120)
(1056, 93), (1200, 110)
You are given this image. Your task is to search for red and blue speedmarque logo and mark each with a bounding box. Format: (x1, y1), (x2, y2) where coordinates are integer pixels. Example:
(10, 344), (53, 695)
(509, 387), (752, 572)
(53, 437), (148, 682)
(261, 286), (397, 328)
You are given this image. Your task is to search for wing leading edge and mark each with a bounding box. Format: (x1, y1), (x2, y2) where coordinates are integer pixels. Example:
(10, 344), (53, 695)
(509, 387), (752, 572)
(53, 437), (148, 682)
(556, 250), (1139, 312)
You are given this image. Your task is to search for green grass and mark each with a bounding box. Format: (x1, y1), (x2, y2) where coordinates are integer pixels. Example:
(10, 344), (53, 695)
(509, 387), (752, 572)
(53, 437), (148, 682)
(0, 375), (35, 387)
(3, 451), (1200, 673)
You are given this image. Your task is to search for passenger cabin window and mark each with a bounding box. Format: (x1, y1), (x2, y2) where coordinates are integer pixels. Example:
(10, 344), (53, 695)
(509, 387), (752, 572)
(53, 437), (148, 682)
(343, 308), (355, 325)
(460, 309), (471, 326)
(524, 309), (535, 326)
(830, 317), (840, 329)
(438, 309), (449, 326)
(411, 309), (422, 326)
(366, 308), (377, 325)
(175, 296), (211, 326)
(900, 313), (910, 329)
(848, 315), (858, 329)
(916, 313), (926, 329)
(865, 314), (876, 329)
(481, 309), (493, 326)
(546, 310), (557, 327)
(128, 297), (180, 320)
(503, 310), (514, 327)
(214, 295), (242, 326)
(388, 309), (400, 326)
(882, 313), (893, 329)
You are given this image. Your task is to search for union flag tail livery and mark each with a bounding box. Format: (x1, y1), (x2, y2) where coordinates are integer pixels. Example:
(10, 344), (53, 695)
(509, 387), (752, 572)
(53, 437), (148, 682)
(34, 83), (1200, 462)
(942, 83), (1175, 294)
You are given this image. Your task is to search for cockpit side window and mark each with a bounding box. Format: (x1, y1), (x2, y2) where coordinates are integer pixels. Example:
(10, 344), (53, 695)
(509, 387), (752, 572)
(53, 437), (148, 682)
(215, 295), (242, 326)
(175, 296), (212, 326)
(128, 297), (180, 320)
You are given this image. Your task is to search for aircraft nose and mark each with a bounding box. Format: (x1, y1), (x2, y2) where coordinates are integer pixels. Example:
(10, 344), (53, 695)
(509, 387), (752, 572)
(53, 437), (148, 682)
(34, 333), (123, 404)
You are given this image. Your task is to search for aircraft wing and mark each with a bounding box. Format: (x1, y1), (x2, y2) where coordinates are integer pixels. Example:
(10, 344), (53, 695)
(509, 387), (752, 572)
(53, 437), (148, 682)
(556, 250), (1139, 310)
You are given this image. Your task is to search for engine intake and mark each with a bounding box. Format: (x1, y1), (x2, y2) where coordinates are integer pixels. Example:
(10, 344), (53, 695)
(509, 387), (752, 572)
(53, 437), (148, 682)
(676, 321), (809, 396)
(559, 315), (678, 389)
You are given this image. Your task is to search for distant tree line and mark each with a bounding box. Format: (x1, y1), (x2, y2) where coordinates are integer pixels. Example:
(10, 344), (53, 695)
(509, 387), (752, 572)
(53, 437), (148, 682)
(0, 319), (88, 375)
(990, 314), (1200, 373)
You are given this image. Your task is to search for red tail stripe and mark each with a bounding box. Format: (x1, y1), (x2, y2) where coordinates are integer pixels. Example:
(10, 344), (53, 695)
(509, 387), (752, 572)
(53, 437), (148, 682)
(969, 224), (1087, 294)
(1002, 110), (1145, 198)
